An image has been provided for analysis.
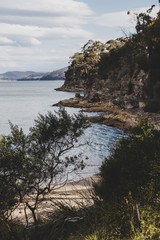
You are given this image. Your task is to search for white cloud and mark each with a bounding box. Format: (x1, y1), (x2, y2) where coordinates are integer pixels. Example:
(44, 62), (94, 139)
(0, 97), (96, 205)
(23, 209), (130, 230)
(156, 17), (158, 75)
(0, 15), (88, 27)
(0, 0), (94, 48)
(1, 0), (158, 73)
(0, 37), (15, 46)
(0, 0), (93, 16)
(0, 0), (95, 72)
(0, 22), (94, 47)
(0, 37), (87, 73)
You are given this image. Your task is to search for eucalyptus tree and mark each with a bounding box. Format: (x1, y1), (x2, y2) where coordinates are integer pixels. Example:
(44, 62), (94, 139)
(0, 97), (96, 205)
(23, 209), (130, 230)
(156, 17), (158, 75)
(65, 40), (107, 88)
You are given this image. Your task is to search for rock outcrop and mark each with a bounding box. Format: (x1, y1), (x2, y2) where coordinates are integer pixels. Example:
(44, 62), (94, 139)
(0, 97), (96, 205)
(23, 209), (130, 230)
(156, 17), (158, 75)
(56, 14), (160, 120)
(85, 67), (149, 110)
(56, 77), (85, 92)
(57, 65), (149, 110)
(53, 96), (160, 132)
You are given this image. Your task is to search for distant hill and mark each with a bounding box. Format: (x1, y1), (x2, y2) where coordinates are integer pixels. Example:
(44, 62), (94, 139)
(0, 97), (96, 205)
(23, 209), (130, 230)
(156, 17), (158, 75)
(18, 67), (68, 81)
(0, 71), (42, 80)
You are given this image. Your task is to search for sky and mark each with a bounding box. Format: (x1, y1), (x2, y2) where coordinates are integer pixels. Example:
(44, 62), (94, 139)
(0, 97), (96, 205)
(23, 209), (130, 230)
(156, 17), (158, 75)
(0, 0), (159, 73)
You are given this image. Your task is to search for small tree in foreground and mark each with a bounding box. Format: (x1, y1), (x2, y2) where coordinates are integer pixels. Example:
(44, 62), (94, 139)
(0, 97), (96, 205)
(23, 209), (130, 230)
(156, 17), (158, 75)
(0, 107), (90, 225)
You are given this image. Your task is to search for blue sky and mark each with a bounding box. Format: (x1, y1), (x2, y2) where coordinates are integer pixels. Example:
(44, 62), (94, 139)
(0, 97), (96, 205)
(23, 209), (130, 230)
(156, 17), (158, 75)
(0, 0), (159, 73)
(81, 0), (158, 13)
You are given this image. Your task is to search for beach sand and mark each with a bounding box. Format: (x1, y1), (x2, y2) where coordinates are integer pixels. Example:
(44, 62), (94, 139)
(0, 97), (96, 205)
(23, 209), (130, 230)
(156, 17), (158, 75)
(10, 175), (100, 224)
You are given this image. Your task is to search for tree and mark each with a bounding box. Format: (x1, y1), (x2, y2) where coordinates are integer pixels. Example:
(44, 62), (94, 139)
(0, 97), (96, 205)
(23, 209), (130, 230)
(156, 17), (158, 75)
(65, 52), (85, 86)
(0, 108), (90, 225)
(95, 120), (160, 202)
(64, 40), (107, 88)
(98, 37), (129, 79)
(134, 5), (155, 33)
(106, 38), (127, 52)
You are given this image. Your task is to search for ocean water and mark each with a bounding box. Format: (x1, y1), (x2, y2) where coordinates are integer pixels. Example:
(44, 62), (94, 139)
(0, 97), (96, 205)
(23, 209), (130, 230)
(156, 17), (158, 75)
(0, 80), (123, 179)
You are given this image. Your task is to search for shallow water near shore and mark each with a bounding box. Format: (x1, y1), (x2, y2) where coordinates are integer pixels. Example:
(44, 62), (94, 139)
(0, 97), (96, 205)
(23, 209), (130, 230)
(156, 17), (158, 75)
(0, 80), (123, 179)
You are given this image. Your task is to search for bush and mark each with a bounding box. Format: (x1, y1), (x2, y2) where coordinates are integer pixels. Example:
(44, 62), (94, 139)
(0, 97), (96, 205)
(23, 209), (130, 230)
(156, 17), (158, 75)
(0, 107), (90, 228)
(95, 120), (160, 202)
(92, 120), (160, 239)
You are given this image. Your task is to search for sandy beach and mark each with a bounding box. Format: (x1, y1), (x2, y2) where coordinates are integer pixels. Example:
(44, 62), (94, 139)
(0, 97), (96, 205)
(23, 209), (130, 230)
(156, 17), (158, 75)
(10, 175), (100, 224)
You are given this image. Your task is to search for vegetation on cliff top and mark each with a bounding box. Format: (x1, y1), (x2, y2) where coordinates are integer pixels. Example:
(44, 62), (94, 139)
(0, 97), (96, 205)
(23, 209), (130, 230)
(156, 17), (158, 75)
(64, 7), (160, 112)
(64, 40), (106, 89)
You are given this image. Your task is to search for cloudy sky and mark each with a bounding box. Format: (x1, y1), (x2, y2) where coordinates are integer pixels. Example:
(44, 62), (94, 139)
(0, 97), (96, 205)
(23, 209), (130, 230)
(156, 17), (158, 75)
(0, 0), (159, 73)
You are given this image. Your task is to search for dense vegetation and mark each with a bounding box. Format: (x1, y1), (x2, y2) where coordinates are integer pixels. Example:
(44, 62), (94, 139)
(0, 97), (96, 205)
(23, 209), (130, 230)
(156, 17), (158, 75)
(1, 7), (160, 240)
(65, 40), (106, 88)
(65, 7), (160, 112)
(29, 120), (160, 240)
(0, 108), (90, 238)
(1, 117), (159, 239)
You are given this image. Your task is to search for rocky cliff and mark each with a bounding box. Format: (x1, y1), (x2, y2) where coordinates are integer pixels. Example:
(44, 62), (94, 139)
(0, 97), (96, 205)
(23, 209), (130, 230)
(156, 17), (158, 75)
(85, 67), (148, 110)
(58, 11), (160, 113)
(58, 58), (149, 110)
(55, 9), (160, 131)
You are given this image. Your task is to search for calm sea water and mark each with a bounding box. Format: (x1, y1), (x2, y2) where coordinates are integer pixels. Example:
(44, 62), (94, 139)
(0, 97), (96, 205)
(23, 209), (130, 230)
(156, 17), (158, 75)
(0, 80), (123, 179)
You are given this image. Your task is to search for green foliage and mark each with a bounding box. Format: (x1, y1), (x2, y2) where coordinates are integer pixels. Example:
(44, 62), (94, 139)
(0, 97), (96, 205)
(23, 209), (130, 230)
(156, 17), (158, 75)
(134, 5), (155, 33)
(64, 7), (160, 113)
(98, 37), (130, 78)
(28, 205), (79, 240)
(106, 38), (127, 52)
(91, 120), (160, 239)
(65, 40), (107, 87)
(124, 9), (160, 105)
(26, 120), (160, 239)
(95, 120), (160, 202)
(134, 205), (160, 239)
(1, 119), (159, 239)
(0, 107), (90, 225)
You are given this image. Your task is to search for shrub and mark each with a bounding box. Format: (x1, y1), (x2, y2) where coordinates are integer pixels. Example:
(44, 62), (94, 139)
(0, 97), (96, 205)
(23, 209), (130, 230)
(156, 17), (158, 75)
(95, 120), (160, 202)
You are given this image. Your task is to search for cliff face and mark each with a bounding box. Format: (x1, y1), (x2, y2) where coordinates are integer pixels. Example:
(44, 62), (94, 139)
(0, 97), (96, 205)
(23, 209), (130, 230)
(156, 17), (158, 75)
(59, 12), (160, 112)
(60, 60), (149, 109)
(58, 40), (106, 92)
(58, 78), (85, 92)
(59, 63), (149, 109)
(85, 66), (149, 109)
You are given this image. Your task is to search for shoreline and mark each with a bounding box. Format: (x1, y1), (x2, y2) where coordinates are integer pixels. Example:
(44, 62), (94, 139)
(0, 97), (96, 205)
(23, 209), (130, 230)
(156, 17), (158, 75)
(53, 96), (160, 132)
(11, 174), (99, 223)
(55, 86), (84, 92)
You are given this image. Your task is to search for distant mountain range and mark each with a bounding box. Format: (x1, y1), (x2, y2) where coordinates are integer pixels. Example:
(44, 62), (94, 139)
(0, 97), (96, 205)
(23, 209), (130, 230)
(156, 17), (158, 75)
(0, 67), (67, 81)
(18, 67), (67, 81)
(0, 71), (41, 80)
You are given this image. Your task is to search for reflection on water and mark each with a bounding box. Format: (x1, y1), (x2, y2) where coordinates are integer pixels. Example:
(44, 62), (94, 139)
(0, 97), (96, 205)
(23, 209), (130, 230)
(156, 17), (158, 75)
(0, 81), (123, 179)
(68, 123), (123, 180)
